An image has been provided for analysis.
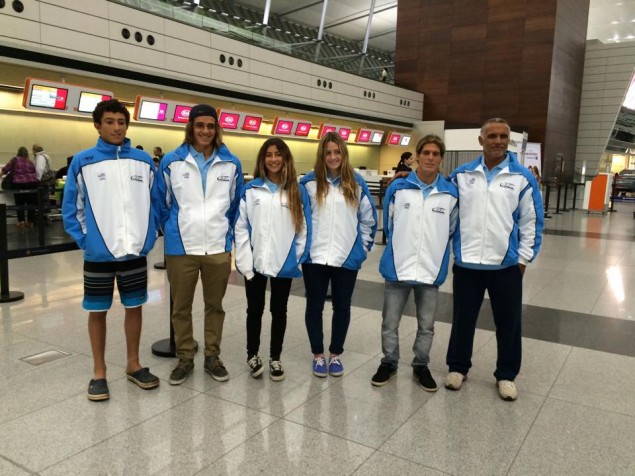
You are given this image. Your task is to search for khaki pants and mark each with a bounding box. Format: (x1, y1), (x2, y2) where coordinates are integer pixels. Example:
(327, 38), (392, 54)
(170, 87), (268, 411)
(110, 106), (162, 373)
(166, 253), (231, 359)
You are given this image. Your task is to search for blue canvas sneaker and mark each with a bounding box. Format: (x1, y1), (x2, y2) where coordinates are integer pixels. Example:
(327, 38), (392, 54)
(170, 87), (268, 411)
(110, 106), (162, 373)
(328, 355), (344, 377)
(312, 355), (327, 377)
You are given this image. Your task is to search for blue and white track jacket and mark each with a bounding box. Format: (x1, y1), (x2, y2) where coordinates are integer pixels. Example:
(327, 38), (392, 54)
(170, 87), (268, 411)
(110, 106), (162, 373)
(299, 171), (377, 270)
(234, 177), (311, 280)
(450, 152), (543, 268)
(379, 172), (458, 286)
(62, 137), (158, 262)
(155, 143), (242, 256)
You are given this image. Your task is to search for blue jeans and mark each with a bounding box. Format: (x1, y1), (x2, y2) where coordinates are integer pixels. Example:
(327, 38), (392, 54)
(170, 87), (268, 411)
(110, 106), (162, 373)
(303, 263), (358, 355)
(381, 280), (438, 368)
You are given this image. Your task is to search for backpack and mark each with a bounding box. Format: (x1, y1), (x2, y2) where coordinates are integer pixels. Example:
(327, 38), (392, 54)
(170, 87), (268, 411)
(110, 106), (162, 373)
(39, 154), (56, 187)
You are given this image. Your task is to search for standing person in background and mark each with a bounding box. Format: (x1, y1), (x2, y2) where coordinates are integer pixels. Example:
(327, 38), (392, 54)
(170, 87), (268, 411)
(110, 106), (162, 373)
(445, 118), (543, 401)
(234, 138), (311, 381)
(2, 146), (38, 227)
(32, 144), (53, 181)
(62, 99), (160, 401)
(300, 132), (377, 377)
(153, 146), (164, 161)
(395, 152), (415, 173)
(156, 104), (243, 386)
(372, 135), (458, 390)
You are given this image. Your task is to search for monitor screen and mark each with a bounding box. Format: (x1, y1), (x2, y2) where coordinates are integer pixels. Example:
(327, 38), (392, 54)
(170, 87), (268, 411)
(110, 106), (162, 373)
(30, 84), (68, 110)
(78, 92), (112, 113)
(218, 111), (240, 129)
(294, 122), (311, 137)
(319, 125), (337, 138)
(356, 129), (371, 143)
(371, 131), (384, 144)
(388, 133), (401, 145)
(139, 100), (167, 121)
(274, 119), (294, 135)
(242, 115), (262, 132)
(173, 105), (192, 123)
(400, 135), (411, 146)
(338, 127), (351, 140)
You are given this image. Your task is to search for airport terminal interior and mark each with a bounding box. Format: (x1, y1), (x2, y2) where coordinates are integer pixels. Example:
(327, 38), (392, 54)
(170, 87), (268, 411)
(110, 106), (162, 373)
(0, 202), (633, 475)
(1, 0), (635, 475)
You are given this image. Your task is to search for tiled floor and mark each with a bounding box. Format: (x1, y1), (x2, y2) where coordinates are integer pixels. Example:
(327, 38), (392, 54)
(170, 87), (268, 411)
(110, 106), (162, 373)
(1, 203), (634, 475)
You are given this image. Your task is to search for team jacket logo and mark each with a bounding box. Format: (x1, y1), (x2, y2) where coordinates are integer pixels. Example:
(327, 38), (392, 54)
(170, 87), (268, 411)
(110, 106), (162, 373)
(500, 182), (515, 191)
(432, 207), (446, 214)
(97, 172), (106, 181)
(255, 198), (260, 206)
(281, 202), (290, 209)
(403, 202), (410, 209)
(182, 172), (190, 179)
(217, 175), (230, 181)
(468, 177), (476, 185)
(130, 175), (144, 182)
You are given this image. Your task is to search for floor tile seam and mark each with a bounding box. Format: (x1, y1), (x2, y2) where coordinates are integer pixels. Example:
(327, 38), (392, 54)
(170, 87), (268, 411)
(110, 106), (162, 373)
(588, 279), (611, 316)
(276, 377), (342, 418)
(189, 415), (282, 473)
(502, 346), (574, 475)
(202, 386), (286, 419)
(545, 394), (635, 419)
(36, 391), (205, 474)
(361, 449), (456, 476)
(0, 453), (38, 475)
(279, 416), (380, 452)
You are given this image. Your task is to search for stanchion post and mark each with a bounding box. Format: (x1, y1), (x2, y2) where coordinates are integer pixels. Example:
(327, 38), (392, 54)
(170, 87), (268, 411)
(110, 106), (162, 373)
(0, 204), (25, 303)
(544, 183), (553, 219)
(553, 183), (563, 214)
(562, 183), (570, 212)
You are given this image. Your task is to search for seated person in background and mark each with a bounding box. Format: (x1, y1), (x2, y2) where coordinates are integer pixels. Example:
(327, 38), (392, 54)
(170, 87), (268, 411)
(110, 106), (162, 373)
(55, 156), (73, 179)
(395, 152), (414, 173)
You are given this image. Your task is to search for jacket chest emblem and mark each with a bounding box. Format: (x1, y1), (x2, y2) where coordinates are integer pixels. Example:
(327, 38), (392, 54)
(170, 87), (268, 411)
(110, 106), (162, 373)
(98, 172), (106, 181)
(182, 172), (190, 179)
(432, 207), (445, 215)
(217, 175), (230, 182)
(500, 182), (515, 191)
(403, 202), (410, 209)
(130, 175), (144, 183)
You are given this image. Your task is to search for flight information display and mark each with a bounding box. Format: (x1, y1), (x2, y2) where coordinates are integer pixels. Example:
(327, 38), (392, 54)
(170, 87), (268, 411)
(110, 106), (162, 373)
(78, 92), (112, 113)
(29, 85), (68, 110)
(242, 115), (263, 132)
(138, 100), (168, 121)
(173, 105), (192, 123)
(274, 118), (294, 135)
(294, 122), (312, 137)
(219, 111), (240, 129)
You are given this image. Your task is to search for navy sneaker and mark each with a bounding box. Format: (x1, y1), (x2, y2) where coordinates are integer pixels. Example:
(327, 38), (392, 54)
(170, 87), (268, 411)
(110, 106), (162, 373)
(328, 355), (344, 377)
(312, 355), (327, 378)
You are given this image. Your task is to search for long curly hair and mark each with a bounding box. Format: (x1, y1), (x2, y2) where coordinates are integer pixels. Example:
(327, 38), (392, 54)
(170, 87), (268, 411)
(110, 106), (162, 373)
(313, 132), (358, 207)
(254, 138), (304, 234)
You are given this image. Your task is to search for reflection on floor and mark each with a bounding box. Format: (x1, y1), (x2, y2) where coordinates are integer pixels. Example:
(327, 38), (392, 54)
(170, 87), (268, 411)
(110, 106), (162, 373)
(0, 204), (634, 475)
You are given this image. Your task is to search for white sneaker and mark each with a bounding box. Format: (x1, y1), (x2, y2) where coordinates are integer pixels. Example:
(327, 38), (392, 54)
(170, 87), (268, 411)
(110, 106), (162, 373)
(444, 372), (466, 390)
(497, 380), (518, 401)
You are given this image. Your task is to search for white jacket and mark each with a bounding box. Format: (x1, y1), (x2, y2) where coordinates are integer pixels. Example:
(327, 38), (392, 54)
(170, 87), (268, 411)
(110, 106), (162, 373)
(234, 178), (311, 280)
(379, 172), (458, 285)
(450, 153), (544, 268)
(299, 171), (377, 270)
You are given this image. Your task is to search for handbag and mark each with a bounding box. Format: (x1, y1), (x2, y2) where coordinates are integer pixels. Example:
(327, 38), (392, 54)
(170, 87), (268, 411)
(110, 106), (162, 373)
(1, 172), (13, 190)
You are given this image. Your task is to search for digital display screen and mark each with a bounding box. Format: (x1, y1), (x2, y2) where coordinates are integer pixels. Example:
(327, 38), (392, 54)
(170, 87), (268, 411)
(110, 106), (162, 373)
(371, 132), (384, 144)
(338, 127), (351, 140)
(274, 119), (294, 135)
(30, 84), (68, 110)
(139, 100), (167, 121)
(388, 133), (401, 145)
(400, 135), (411, 146)
(218, 111), (240, 129)
(78, 92), (112, 113)
(173, 105), (192, 123)
(319, 125), (337, 138)
(242, 115), (262, 132)
(294, 122), (311, 137)
(356, 129), (371, 143)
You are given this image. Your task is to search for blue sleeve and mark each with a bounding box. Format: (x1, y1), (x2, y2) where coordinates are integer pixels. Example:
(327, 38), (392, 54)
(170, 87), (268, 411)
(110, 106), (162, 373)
(299, 185), (312, 263)
(61, 160), (85, 249)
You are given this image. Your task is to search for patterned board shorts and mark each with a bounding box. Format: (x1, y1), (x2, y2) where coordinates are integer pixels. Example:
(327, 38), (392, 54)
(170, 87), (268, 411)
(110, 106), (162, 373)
(83, 257), (148, 311)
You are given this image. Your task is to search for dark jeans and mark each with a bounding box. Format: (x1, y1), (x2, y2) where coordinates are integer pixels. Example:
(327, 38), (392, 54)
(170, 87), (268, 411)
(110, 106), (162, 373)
(14, 183), (39, 223)
(245, 272), (292, 360)
(302, 263), (358, 355)
(446, 264), (523, 381)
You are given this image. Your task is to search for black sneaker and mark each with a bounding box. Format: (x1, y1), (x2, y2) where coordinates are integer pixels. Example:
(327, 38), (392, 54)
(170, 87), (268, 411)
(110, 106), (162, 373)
(414, 366), (438, 392)
(247, 355), (264, 378)
(269, 359), (285, 381)
(87, 378), (110, 401)
(205, 356), (229, 382)
(169, 359), (194, 385)
(371, 362), (397, 387)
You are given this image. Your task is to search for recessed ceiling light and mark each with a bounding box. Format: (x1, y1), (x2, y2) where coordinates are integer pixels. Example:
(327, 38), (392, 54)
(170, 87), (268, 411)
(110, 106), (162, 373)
(612, 21), (619, 24)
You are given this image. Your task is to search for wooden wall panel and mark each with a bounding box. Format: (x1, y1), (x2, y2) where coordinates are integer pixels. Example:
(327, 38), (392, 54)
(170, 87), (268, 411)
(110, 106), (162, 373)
(396, 0), (589, 179)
